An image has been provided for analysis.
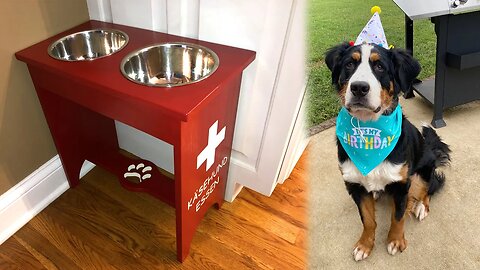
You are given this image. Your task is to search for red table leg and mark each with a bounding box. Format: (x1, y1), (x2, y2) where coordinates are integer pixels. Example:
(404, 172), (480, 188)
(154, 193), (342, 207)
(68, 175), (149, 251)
(174, 76), (242, 262)
(35, 86), (119, 188)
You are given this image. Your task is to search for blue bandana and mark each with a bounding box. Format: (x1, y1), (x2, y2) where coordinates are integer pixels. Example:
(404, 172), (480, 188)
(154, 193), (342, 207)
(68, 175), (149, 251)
(336, 106), (402, 175)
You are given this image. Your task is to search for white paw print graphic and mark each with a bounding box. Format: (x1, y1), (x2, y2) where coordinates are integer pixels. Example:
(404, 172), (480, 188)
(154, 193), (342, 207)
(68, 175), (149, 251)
(123, 163), (152, 183)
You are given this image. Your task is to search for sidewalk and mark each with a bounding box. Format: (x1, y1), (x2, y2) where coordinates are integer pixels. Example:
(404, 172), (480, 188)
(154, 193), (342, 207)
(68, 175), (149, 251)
(308, 96), (480, 269)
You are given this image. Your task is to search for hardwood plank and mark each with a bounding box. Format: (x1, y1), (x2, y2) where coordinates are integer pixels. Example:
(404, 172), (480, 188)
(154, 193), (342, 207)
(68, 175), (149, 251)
(239, 152), (307, 230)
(239, 187), (306, 229)
(0, 253), (21, 270)
(12, 225), (81, 270)
(13, 236), (58, 270)
(43, 205), (173, 270)
(0, 237), (45, 270)
(195, 200), (305, 269)
(25, 213), (118, 269)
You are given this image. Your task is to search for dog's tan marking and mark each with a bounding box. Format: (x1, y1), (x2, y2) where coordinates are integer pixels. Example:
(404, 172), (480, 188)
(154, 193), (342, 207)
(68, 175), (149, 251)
(352, 51), (361, 61)
(380, 82), (395, 109)
(353, 194), (376, 261)
(387, 198), (407, 255)
(399, 164), (409, 182)
(408, 174), (430, 220)
(369, 52), (380, 62)
(408, 175), (428, 205)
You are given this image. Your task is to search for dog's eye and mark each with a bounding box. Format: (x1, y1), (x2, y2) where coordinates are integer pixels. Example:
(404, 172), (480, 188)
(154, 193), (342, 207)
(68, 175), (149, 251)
(346, 62), (354, 69)
(374, 63), (384, 72)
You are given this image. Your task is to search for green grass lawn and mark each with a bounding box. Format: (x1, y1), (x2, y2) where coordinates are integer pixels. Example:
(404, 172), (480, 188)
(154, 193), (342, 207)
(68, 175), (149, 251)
(307, 0), (437, 127)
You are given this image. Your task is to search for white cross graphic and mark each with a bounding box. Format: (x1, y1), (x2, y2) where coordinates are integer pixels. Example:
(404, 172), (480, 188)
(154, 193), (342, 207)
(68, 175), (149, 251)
(196, 120), (226, 171)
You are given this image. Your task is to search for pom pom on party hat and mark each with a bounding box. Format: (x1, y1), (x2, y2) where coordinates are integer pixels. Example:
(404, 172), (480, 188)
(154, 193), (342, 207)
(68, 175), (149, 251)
(354, 6), (389, 49)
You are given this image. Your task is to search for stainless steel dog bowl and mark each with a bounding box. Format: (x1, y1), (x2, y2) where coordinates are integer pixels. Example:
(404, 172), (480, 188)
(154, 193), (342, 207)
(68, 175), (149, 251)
(48, 29), (129, 61)
(120, 42), (219, 87)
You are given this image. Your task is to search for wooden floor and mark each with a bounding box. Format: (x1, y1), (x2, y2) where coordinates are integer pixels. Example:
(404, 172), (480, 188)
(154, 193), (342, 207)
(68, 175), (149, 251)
(0, 152), (307, 269)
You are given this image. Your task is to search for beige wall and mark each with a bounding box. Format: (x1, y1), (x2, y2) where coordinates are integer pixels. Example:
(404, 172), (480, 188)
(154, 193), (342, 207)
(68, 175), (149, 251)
(0, 0), (89, 194)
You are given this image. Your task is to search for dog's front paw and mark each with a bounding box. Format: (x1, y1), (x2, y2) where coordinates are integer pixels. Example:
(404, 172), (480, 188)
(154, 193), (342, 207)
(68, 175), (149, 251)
(353, 241), (373, 261)
(412, 201), (429, 221)
(386, 237), (407, 256)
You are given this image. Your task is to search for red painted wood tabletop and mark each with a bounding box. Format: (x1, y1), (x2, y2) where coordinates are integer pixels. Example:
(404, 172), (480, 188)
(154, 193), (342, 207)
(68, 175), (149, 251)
(15, 20), (256, 122)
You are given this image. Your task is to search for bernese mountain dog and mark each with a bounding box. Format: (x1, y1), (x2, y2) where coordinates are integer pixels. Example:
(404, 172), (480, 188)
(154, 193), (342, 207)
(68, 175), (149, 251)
(325, 42), (451, 261)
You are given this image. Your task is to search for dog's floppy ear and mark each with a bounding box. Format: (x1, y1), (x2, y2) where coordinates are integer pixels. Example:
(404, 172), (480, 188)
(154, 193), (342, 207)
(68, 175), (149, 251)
(325, 42), (350, 88)
(391, 48), (421, 96)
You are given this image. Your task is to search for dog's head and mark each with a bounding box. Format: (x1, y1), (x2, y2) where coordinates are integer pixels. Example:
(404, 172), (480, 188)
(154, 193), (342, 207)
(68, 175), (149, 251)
(325, 42), (420, 121)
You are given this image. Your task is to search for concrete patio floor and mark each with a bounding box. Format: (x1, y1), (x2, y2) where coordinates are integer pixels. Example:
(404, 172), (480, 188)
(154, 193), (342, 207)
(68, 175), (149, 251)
(308, 96), (480, 269)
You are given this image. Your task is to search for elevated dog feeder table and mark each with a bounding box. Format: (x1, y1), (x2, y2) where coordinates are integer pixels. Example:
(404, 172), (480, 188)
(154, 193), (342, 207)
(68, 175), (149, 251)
(16, 20), (255, 262)
(394, 0), (480, 128)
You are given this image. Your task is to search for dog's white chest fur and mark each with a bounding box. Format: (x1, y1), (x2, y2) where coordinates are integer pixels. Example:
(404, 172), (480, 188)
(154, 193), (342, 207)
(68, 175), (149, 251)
(340, 160), (405, 192)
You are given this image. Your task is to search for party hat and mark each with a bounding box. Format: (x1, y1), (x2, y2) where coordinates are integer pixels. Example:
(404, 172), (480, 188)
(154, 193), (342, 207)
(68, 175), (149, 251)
(354, 6), (389, 49)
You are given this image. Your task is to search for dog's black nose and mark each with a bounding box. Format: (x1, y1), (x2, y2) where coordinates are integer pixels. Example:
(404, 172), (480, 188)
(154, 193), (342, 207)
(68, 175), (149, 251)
(350, 81), (370, 97)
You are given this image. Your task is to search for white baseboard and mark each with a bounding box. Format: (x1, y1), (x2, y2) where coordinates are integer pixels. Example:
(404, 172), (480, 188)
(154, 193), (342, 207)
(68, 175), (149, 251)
(0, 156), (95, 244)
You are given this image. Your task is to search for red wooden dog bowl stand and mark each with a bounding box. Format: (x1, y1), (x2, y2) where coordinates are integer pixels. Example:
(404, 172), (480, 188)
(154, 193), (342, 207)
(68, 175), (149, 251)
(16, 20), (255, 262)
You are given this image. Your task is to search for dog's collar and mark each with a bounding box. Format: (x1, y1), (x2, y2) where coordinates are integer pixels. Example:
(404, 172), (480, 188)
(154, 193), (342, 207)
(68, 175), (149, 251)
(336, 105), (402, 175)
(381, 98), (399, 116)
